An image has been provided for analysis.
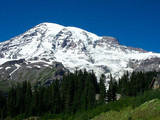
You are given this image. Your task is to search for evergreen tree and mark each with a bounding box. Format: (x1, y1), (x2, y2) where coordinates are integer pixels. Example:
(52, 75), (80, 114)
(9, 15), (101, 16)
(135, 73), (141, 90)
(51, 79), (61, 114)
(25, 82), (32, 116)
(91, 70), (99, 93)
(107, 75), (117, 102)
(73, 70), (85, 112)
(83, 73), (96, 109)
(42, 86), (52, 113)
(130, 71), (138, 96)
(66, 74), (74, 113)
(15, 83), (23, 115)
(99, 74), (106, 105)
(118, 72), (129, 96)
(30, 89), (40, 116)
(60, 75), (69, 112)
(7, 86), (17, 117)
(0, 91), (6, 119)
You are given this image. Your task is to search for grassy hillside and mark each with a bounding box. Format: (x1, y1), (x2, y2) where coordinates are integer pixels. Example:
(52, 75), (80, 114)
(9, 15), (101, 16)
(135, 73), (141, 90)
(92, 99), (160, 120)
(14, 99), (160, 120)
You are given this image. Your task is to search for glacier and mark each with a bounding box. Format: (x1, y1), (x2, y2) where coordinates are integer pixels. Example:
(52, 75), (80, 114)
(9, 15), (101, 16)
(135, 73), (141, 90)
(0, 22), (160, 85)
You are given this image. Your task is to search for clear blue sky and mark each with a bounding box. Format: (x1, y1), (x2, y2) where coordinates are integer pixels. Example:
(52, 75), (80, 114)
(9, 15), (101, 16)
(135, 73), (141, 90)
(0, 0), (160, 52)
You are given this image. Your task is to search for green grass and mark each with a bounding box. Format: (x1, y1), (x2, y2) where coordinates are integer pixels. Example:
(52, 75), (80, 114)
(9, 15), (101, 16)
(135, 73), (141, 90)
(92, 99), (160, 120)
(18, 72), (23, 80)
(0, 68), (58, 91)
(37, 68), (56, 81)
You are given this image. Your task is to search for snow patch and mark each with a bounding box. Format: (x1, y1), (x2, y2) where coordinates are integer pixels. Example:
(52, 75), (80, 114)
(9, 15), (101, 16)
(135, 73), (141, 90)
(43, 64), (49, 67)
(43, 64), (52, 68)
(27, 66), (32, 68)
(9, 64), (21, 79)
(28, 60), (53, 65)
(33, 65), (41, 68)
(5, 67), (11, 70)
(15, 64), (21, 68)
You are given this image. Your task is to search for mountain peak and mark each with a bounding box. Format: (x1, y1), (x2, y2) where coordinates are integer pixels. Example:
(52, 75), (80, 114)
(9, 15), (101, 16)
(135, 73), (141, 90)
(37, 22), (64, 27)
(0, 22), (160, 82)
(102, 36), (120, 45)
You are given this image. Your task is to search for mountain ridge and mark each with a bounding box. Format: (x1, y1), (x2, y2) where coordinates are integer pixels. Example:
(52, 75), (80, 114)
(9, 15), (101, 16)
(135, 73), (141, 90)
(0, 22), (160, 87)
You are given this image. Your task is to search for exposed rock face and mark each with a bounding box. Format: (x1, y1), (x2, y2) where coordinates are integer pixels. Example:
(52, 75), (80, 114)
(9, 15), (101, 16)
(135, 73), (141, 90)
(0, 59), (69, 90)
(0, 22), (160, 90)
(0, 53), (4, 58)
(132, 57), (160, 72)
(101, 36), (120, 45)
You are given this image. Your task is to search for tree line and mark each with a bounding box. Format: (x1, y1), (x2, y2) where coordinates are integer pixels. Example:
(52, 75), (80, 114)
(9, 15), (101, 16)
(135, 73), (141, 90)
(0, 70), (158, 119)
(110, 71), (158, 97)
(0, 70), (106, 119)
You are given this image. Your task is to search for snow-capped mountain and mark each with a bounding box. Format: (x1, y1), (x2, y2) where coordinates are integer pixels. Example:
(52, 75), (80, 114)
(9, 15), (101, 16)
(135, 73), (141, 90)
(0, 22), (160, 85)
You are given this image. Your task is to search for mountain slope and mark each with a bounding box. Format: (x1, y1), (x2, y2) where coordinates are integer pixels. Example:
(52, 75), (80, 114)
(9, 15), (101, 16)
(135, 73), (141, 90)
(92, 99), (160, 120)
(0, 59), (69, 90)
(0, 22), (160, 87)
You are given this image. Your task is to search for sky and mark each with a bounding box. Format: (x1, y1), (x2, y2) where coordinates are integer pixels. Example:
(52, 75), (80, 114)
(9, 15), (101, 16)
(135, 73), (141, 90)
(0, 0), (160, 53)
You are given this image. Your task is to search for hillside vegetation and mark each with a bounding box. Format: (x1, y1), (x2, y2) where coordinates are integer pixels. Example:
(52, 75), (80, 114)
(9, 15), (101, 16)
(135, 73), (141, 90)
(92, 99), (160, 120)
(1, 70), (160, 120)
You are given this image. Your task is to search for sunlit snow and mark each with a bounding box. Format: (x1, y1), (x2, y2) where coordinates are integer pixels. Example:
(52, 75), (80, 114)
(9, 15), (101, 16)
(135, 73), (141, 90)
(0, 22), (160, 81)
